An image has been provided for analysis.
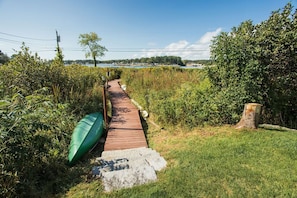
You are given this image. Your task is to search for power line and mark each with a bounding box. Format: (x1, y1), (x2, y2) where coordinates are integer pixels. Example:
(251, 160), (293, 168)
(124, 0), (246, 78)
(0, 31), (55, 41)
(0, 36), (56, 48)
(0, 37), (23, 44)
(37, 49), (57, 52)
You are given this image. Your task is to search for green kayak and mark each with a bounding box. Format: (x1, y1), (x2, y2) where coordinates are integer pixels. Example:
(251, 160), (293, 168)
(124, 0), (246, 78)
(68, 112), (104, 165)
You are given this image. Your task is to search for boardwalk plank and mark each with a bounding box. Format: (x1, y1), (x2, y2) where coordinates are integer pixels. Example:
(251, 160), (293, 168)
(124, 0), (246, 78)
(104, 80), (148, 151)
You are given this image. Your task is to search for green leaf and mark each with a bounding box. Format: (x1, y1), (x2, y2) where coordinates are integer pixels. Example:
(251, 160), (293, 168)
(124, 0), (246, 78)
(0, 100), (10, 108)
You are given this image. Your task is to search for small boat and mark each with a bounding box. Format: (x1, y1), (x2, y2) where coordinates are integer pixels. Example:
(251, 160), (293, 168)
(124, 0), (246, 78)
(68, 112), (104, 165)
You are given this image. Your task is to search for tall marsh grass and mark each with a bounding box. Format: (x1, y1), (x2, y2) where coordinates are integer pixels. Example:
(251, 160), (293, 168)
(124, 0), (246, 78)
(121, 67), (212, 128)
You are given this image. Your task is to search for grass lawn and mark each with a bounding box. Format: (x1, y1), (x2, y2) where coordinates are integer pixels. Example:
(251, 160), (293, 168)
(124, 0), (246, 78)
(65, 125), (297, 197)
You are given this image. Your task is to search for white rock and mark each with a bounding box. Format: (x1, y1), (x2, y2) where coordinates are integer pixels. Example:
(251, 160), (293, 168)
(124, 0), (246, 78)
(145, 155), (167, 171)
(94, 147), (167, 192)
(101, 165), (157, 192)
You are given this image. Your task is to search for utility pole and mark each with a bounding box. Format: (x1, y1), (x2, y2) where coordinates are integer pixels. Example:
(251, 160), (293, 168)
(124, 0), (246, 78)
(56, 30), (61, 54)
(55, 30), (63, 62)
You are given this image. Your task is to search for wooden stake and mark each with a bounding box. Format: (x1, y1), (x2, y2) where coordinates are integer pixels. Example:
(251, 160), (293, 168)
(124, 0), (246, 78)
(102, 84), (108, 128)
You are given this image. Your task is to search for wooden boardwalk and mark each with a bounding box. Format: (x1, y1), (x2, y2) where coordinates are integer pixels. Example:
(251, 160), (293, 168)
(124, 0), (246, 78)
(104, 79), (148, 151)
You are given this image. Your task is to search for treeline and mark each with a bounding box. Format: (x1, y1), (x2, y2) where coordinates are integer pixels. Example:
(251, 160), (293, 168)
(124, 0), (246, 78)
(103, 56), (185, 65)
(64, 56), (188, 66)
(3, 54), (212, 67)
(64, 57), (213, 67)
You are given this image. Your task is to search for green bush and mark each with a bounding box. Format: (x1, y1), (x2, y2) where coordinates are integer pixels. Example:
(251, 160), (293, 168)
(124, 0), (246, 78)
(209, 3), (297, 128)
(0, 45), (119, 197)
(0, 91), (76, 197)
(0, 45), (111, 116)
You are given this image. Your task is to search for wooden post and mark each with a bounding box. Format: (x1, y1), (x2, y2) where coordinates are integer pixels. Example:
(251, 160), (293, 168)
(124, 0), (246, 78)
(102, 84), (108, 128)
(236, 103), (262, 129)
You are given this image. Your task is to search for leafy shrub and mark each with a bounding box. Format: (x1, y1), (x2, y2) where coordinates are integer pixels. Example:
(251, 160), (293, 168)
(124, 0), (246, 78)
(0, 91), (76, 197)
(0, 45), (121, 197)
(209, 3), (297, 128)
(0, 45), (50, 97)
(0, 45), (116, 116)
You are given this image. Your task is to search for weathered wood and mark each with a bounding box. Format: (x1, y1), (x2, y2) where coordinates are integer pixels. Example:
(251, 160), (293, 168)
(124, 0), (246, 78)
(102, 85), (108, 127)
(236, 103), (262, 129)
(104, 80), (148, 151)
(259, 124), (297, 132)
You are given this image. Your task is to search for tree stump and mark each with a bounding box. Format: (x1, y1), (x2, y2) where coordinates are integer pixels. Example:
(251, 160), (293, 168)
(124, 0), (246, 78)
(235, 103), (262, 129)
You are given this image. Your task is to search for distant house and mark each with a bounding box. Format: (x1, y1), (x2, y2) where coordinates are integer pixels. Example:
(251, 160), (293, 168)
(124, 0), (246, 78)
(186, 62), (203, 67)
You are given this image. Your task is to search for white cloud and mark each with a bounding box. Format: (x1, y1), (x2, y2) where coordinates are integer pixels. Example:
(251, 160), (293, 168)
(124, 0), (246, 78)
(136, 28), (222, 60)
(199, 28), (222, 44)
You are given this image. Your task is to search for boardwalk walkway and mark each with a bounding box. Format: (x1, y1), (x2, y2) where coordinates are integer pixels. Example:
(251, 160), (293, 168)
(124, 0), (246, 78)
(104, 79), (148, 151)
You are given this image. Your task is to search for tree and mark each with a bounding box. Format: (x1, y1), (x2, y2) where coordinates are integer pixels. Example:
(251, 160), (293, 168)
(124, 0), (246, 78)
(78, 32), (107, 67)
(209, 3), (297, 128)
(255, 3), (297, 126)
(0, 50), (10, 65)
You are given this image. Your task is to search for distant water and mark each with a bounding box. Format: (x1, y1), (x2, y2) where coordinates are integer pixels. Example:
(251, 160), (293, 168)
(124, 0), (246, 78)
(82, 63), (204, 69)
(81, 63), (146, 68)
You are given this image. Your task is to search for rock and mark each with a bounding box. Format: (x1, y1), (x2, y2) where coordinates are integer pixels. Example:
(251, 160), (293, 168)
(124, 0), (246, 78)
(93, 147), (166, 191)
(145, 154), (167, 171)
(121, 84), (126, 91)
(101, 165), (157, 192)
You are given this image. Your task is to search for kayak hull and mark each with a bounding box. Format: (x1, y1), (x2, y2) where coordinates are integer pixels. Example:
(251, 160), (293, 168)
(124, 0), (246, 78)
(68, 112), (104, 165)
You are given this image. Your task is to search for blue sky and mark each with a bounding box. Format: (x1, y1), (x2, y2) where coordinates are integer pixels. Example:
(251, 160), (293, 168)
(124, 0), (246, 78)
(0, 0), (295, 60)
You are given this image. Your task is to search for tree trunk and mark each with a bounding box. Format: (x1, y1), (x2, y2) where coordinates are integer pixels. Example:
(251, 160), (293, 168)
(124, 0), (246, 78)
(94, 56), (97, 67)
(235, 103), (262, 129)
